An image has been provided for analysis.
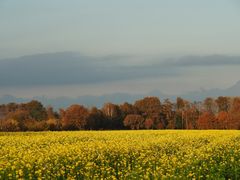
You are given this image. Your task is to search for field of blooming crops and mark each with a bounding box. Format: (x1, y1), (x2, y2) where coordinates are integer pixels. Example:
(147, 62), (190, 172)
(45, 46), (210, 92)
(0, 130), (240, 179)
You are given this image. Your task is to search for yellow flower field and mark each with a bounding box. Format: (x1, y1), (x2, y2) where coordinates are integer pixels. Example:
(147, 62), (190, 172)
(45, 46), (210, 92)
(0, 130), (240, 179)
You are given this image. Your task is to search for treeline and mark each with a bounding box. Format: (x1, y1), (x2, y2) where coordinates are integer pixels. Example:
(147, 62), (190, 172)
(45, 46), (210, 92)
(0, 96), (240, 131)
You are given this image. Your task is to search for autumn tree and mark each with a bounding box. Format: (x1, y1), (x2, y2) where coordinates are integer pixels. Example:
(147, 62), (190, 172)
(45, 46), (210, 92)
(119, 102), (138, 119)
(1, 95), (240, 131)
(46, 106), (60, 130)
(5, 103), (19, 113)
(229, 97), (240, 129)
(144, 118), (154, 129)
(123, 114), (145, 130)
(215, 96), (230, 112)
(216, 111), (230, 129)
(6, 109), (29, 131)
(184, 104), (199, 129)
(46, 106), (59, 119)
(1, 119), (19, 132)
(134, 97), (163, 129)
(0, 105), (7, 120)
(61, 104), (89, 130)
(197, 112), (217, 129)
(204, 97), (217, 114)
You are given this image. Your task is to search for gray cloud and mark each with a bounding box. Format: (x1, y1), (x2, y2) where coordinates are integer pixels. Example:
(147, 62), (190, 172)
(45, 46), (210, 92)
(0, 52), (178, 87)
(1, 52), (240, 88)
(163, 55), (240, 67)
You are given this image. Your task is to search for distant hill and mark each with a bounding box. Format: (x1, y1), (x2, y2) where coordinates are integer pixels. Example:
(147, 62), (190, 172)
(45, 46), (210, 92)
(181, 80), (240, 101)
(1, 52), (240, 108)
(0, 93), (167, 109)
(1, 81), (240, 109)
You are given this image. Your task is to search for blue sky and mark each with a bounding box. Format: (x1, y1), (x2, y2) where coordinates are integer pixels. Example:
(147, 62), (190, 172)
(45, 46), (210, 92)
(1, 0), (240, 58)
(0, 0), (240, 98)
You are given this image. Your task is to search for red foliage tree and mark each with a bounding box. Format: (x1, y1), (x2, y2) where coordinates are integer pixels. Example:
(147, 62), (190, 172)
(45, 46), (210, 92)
(197, 112), (217, 129)
(61, 105), (89, 130)
(216, 111), (230, 129)
(229, 97), (240, 129)
(123, 114), (144, 130)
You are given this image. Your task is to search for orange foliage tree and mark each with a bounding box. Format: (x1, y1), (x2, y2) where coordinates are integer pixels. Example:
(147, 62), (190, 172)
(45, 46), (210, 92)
(61, 105), (89, 130)
(197, 112), (217, 129)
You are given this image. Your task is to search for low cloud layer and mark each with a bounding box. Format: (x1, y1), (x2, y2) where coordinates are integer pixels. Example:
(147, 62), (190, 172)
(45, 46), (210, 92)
(165, 55), (240, 67)
(0, 52), (240, 87)
(0, 52), (178, 87)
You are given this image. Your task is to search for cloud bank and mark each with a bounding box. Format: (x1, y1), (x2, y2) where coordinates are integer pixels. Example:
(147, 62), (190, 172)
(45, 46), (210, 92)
(0, 52), (240, 87)
(165, 55), (240, 67)
(0, 52), (178, 87)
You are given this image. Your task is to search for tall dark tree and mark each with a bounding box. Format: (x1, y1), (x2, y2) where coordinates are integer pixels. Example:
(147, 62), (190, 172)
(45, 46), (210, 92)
(175, 97), (187, 129)
(102, 103), (122, 129)
(204, 97), (216, 114)
(215, 96), (230, 112)
(86, 107), (106, 130)
(24, 100), (47, 121)
(162, 99), (174, 129)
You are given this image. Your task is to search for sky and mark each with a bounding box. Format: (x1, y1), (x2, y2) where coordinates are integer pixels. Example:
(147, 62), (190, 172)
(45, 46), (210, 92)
(0, 0), (240, 98)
